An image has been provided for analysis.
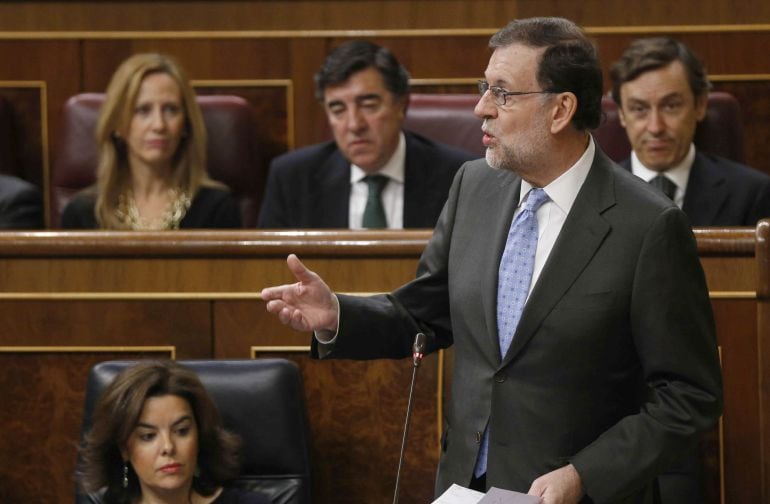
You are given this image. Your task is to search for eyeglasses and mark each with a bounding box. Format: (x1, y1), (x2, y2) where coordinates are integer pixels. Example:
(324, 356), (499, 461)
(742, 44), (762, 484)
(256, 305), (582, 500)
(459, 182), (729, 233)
(477, 80), (556, 107)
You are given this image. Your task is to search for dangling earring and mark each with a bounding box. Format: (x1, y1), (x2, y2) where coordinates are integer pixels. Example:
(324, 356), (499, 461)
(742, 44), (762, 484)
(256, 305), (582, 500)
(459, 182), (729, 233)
(194, 464), (201, 478)
(122, 462), (128, 489)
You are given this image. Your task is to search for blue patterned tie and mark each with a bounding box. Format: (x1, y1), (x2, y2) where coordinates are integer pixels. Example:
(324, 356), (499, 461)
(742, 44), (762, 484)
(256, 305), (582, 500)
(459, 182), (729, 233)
(474, 187), (549, 478)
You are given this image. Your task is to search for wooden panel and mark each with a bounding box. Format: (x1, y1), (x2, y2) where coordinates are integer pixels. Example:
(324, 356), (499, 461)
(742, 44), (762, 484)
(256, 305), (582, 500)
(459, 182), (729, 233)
(214, 300), (440, 504)
(0, 1), (517, 31)
(0, 300), (212, 358)
(4, 1), (770, 31)
(0, 348), (173, 503)
(711, 299), (761, 503)
(0, 228), (764, 503)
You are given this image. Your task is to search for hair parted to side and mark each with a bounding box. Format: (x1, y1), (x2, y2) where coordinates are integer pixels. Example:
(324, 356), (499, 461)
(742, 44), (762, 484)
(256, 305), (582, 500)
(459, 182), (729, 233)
(609, 37), (711, 105)
(314, 40), (410, 103)
(77, 360), (241, 503)
(93, 53), (219, 229)
(489, 17), (603, 131)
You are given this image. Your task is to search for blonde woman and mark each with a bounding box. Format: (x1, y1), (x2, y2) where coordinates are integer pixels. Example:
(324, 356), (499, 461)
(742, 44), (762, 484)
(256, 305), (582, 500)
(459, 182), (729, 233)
(62, 53), (241, 229)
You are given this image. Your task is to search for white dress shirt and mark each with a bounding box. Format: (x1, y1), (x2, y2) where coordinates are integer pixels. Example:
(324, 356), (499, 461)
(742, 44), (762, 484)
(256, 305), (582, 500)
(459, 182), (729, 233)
(349, 132), (406, 229)
(630, 143), (695, 209)
(517, 136), (595, 296)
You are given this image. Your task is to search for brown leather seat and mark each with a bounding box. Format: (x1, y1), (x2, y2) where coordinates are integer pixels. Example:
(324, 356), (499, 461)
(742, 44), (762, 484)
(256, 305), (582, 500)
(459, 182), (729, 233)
(404, 93), (484, 157)
(594, 91), (745, 163)
(51, 93), (263, 227)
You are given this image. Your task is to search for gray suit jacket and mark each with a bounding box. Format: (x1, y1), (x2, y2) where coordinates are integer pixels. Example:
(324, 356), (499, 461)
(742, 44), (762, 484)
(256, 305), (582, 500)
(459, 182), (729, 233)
(317, 147), (722, 503)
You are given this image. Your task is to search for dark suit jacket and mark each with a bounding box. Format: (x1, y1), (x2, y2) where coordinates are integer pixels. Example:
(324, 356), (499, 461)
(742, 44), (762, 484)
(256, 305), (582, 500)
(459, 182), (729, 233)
(60, 186), (242, 229)
(257, 131), (477, 228)
(316, 148), (723, 503)
(0, 174), (43, 229)
(622, 151), (770, 226)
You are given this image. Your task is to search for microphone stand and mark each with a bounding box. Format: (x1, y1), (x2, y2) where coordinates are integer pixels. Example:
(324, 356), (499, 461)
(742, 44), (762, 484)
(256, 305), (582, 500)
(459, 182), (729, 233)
(393, 333), (427, 504)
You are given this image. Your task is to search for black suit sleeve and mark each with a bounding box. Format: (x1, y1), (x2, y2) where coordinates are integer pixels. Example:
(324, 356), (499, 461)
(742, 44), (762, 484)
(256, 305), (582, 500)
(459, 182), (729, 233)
(257, 159), (293, 228)
(0, 179), (43, 229)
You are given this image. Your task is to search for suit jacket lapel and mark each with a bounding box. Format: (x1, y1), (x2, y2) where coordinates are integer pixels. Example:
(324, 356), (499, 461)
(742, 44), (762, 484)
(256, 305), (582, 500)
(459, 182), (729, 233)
(500, 150), (615, 367)
(312, 151), (351, 227)
(483, 171), (522, 360)
(682, 152), (728, 226)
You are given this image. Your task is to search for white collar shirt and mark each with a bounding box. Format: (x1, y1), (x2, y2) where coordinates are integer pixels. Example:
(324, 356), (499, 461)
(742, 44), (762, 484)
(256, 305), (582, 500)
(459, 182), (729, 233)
(349, 132), (406, 229)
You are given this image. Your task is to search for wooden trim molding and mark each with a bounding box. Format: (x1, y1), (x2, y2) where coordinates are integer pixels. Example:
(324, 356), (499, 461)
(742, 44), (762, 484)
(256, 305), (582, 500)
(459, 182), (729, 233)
(4, 24), (770, 40)
(0, 345), (176, 358)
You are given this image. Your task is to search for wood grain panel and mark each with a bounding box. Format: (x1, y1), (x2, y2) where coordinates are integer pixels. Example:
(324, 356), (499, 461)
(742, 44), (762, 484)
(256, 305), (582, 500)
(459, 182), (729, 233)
(0, 349), (173, 503)
(711, 299), (761, 503)
(0, 229), (764, 502)
(0, 1), (519, 31)
(0, 300), (211, 358)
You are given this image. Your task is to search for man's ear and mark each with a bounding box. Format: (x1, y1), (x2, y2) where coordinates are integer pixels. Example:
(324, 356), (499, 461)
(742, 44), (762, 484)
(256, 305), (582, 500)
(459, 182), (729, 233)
(549, 92), (578, 134)
(694, 93), (708, 122)
(618, 107), (628, 128)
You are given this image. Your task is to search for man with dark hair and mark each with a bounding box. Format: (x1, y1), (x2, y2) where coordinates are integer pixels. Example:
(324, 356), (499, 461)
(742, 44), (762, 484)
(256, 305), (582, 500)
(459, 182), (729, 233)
(257, 40), (475, 229)
(262, 17), (722, 503)
(0, 173), (43, 228)
(611, 37), (770, 226)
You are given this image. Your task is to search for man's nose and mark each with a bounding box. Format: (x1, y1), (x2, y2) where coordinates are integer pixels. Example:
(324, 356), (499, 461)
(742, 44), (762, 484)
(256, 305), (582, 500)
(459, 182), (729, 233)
(346, 107), (367, 132)
(474, 92), (496, 120)
(646, 108), (665, 134)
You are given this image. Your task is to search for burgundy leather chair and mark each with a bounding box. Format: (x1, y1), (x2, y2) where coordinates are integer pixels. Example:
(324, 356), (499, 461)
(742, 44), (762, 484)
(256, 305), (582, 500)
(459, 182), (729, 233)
(594, 91), (745, 163)
(317, 92), (484, 157)
(51, 93), (263, 227)
(404, 93), (484, 157)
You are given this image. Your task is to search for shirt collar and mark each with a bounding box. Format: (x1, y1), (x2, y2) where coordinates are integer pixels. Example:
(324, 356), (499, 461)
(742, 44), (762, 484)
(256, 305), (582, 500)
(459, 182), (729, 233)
(519, 135), (595, 215)
(350, 132), (406, 184)
(630, 143), (695, 191)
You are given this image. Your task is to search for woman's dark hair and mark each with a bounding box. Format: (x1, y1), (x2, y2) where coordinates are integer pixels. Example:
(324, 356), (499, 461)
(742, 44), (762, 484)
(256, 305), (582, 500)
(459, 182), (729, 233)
(77, 361), (241, 503)
(490, 17), (603, 131)
(609, 37), (711, 105)
(314, 40), (410, 102)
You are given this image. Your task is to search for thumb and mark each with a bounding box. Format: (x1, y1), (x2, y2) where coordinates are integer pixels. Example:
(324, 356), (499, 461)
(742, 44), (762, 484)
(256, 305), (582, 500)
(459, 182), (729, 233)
(287, 254), (314, 283)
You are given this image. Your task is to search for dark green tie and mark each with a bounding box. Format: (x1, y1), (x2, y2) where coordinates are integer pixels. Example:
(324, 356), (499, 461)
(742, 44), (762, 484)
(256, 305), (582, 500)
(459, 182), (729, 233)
(362, 175), (389, 228)
(649, 175), (677, 200)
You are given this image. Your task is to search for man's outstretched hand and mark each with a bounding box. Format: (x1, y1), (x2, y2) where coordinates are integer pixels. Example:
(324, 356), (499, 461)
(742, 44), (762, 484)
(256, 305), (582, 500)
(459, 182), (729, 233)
(261, 254), (340, 332)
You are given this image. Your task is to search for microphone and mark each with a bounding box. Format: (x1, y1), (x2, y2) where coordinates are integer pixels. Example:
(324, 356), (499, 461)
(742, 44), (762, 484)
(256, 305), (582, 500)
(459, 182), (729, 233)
(393, 332), (427, 504)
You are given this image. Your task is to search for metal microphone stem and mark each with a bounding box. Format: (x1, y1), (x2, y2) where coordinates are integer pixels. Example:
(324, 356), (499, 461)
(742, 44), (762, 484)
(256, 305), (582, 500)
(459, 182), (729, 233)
(393, 333), (426, 504)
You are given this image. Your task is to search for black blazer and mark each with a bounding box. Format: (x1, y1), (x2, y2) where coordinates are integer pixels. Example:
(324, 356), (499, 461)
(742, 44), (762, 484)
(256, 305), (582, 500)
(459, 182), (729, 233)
(257, 131), (477, 228)
(622, 151), (770, 226)
(0, 174), (43, 229)
(317, 147), (722, 503)
(61, 186), (242, 229)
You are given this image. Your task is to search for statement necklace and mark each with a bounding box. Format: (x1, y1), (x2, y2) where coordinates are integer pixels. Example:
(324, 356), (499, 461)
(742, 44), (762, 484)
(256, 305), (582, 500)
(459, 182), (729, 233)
(116, 188), (192, 230)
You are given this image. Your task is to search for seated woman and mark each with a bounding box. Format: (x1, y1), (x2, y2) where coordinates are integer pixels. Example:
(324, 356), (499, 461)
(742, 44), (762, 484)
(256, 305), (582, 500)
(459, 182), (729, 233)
(61, 53), (241, 229)
(77, 361), (268, 503)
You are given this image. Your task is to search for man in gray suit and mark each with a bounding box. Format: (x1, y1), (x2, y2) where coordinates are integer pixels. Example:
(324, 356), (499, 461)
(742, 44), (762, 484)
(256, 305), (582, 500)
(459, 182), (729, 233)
(261, 17), (722, 504)
(610, 37), (770, 226)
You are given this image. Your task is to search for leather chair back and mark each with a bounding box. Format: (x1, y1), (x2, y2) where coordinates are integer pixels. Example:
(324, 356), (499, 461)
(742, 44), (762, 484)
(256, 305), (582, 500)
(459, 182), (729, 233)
(404, 93), (484, 157)
(594, 91), (745, 163)
(52, 93), (263, 227)
(77, 359), (312, 504)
